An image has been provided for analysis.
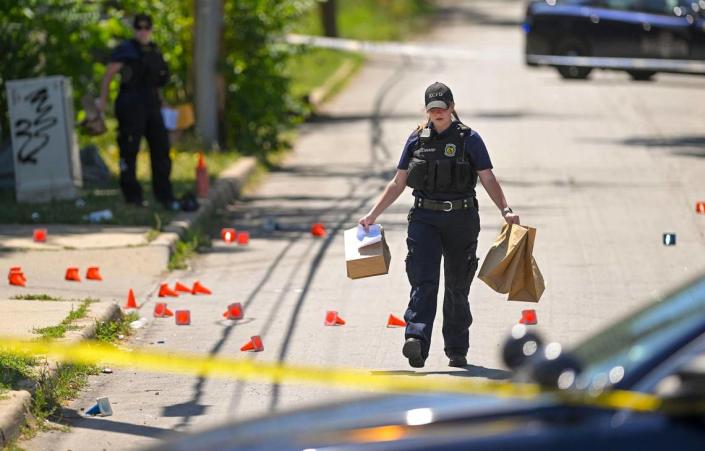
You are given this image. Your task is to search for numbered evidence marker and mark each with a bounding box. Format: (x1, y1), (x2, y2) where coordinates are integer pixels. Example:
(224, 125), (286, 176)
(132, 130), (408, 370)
(663, 233), (677, 246)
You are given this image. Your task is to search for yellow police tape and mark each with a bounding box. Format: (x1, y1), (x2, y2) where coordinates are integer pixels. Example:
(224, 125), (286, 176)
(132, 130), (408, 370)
(0, 337), (661, 413)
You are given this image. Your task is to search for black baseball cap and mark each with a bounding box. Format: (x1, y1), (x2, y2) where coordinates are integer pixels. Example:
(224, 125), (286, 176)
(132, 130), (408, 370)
(133, 13), (153, 29)
(425, 82), (454, 110)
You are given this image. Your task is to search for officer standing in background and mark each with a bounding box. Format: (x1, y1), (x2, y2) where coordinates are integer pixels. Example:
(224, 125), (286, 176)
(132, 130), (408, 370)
(359, 82), (520, 369)
(97, 13), (179, 210)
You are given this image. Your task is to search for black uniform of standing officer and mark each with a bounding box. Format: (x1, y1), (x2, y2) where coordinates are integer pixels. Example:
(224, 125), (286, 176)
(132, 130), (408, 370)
(98, 13), (178, 210)
(359, 82), (520, 369)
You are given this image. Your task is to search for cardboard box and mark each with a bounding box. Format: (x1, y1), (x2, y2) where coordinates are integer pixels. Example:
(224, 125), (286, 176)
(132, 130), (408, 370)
(344, 225), (391, 280)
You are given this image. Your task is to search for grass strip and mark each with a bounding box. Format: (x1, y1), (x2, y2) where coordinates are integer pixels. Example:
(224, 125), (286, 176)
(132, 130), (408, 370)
(10, 294), (63, 301)
(287, 0), (433, 112)
(292, 0), (434, 41)
(0, 126), (239, 226)
(32, 300), (93, 340)
(168, 226), (212, 271)
(3, 309), (140, 447)
(95, 311), (140, 343)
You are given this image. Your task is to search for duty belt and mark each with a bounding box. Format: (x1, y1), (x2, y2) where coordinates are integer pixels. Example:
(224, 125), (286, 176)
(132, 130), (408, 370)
(414, 197), (475, 212)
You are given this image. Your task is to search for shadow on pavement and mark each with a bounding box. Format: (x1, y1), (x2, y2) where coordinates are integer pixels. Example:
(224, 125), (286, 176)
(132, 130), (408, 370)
(371, 365), (511, 380)
(162, 401), (210, 417)
(55, 408), (184, 439)
(177, 54), (434, 426)
(308, 109), (570, 124)
(559, 76), (705, 89)
(622, 135), (705, 159)
(579, 135), (705, 159)
(426, 365), (512, 380)
(270, 164), (391, 180)
(308, 112), (420, 124)
(370, 370), (427, 377)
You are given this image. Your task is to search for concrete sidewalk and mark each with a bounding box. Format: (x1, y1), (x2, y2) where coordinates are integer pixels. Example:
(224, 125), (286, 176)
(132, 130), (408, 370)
(0, 299), (120, 448)
(0, 156), (257, 447)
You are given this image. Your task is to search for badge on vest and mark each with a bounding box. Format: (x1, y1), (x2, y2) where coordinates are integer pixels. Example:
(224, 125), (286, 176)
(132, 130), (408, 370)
(444, 143), (457, 157)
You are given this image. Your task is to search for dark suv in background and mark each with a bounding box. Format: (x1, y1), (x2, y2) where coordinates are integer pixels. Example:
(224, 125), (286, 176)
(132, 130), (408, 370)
(524, 0), (705, 80)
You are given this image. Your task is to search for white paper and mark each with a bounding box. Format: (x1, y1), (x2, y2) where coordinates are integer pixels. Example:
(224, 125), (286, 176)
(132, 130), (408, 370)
(161, 107), (178, 131)
(356, 224), (382, 249)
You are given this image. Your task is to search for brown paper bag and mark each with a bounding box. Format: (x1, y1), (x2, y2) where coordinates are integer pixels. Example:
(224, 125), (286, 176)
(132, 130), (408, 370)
(478, 223), (529, 293)
(478, 224), (545, 302)
(507, 227), (545, 302)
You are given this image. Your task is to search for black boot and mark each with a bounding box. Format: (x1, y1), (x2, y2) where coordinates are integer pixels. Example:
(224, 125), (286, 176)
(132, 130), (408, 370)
(402, 338), (426, 368)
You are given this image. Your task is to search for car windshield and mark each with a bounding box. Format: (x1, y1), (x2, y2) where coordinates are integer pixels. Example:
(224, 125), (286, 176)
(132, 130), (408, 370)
(570, 276), (705, 391)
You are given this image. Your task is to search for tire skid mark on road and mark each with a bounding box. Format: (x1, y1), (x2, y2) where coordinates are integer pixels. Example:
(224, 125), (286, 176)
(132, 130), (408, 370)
(268, 59), (414, 412)
(226, 238), (318, 415)
(173, 237), (299, 428)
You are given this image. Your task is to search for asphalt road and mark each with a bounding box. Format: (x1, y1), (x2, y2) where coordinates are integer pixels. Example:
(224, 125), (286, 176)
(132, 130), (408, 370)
(26, 0), (705, 449)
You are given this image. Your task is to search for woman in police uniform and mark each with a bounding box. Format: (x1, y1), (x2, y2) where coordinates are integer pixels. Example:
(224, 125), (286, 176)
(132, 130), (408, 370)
(97, 13), (178, 210)
(359, 82), (520, 369)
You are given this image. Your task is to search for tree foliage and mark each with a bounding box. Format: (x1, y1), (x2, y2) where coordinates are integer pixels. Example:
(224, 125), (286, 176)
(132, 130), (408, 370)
(1, 0), (428, 157)
(0, 0), (191, 142)
(221, 0), (311, 154)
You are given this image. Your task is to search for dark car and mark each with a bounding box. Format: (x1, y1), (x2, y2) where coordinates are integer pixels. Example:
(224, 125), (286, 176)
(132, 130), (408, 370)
(523, 0), (705, 80)
(153, 274), (705, 450)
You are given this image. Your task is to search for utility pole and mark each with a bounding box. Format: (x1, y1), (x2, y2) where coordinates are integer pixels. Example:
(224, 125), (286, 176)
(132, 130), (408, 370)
(319, 0), (338, 37)
(194, 0), (222, 149)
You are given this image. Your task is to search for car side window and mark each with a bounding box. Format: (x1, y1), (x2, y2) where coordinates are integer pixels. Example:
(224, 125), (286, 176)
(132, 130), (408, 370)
(636, 0), (692, 14)
(635, 0), (671, 14)
(595, 0), (638, 10)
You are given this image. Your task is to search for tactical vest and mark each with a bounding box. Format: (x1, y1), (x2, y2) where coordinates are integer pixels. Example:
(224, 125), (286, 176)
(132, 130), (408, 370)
(405, 122), (477, 194)
(120, 40), (170, 91)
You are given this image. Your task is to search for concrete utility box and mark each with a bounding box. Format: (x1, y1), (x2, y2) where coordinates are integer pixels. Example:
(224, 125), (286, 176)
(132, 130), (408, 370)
(6, 76), (82, 203)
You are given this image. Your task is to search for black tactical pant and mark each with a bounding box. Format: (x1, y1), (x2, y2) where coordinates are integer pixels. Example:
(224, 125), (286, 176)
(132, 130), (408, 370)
(404, 205), (481, 359)
(115, 91), (174, 204)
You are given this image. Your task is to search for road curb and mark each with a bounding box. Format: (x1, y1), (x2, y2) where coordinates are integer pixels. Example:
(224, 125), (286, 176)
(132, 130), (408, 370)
(149, 156), (258, 263)
(0, 390), (31, 449)
(309, 59), (359, 109)
(0, 302), (121, 448)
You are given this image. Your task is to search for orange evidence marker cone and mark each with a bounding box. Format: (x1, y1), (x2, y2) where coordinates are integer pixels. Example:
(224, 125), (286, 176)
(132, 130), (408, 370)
(86, 266), (103, 281)
(386, 314), (406, 328)
(175, 310), (191, 325)
(237, 231), (250, 245)
(9, 272), (26, 287)
(173, 281), (192, 293)
(8, 267), (27, 284)
(223, 302), (244, 320)
(697, 201), (705, 214)
(153, 302), (174, 318)
(519, 309), (537, 325)
(240, 335), (264, 352)
(324, 311), (346, 326)
(33, 228), (47, 242)
(310, 223), (326, 237)
(124, 289), (138, 309)
(158, 283), (179, 297)
(65, 267), (81, 282)
(221, 228), (236, 243)
(196, 152), (209, 198)
(192, 280), (212, 295)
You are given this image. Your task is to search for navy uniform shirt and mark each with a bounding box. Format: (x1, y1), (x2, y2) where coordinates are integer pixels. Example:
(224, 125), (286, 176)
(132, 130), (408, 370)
(110, 39), (162, 105)
(397, 121), (493, 201)
(110, 39), (141, 63)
